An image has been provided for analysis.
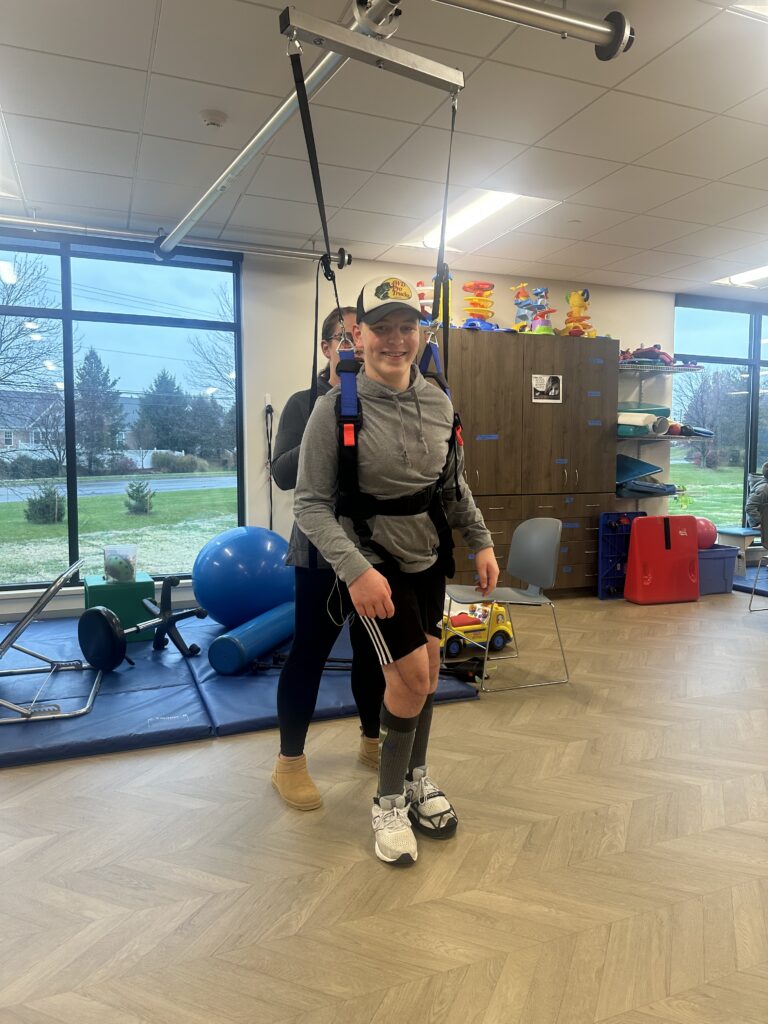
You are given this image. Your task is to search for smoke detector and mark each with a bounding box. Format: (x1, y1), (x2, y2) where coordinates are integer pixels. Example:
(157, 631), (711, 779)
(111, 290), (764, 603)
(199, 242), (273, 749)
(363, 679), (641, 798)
(200, 109), (228, 129)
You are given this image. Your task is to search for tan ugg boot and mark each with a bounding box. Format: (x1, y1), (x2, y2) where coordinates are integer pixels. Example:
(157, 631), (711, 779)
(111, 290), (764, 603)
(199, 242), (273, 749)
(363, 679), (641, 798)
(271, 754), (322, 810)
(358, 734), (380, 770)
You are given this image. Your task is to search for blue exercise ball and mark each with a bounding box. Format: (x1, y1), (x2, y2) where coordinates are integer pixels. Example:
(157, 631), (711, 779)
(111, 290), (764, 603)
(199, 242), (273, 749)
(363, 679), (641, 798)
(192, 526), (295, 628)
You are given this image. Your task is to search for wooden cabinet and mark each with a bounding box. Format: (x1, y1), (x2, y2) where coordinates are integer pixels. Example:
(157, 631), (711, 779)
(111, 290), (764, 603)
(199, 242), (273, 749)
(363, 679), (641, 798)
(448, 330), (523, 496)
(434, 331), (618, 592)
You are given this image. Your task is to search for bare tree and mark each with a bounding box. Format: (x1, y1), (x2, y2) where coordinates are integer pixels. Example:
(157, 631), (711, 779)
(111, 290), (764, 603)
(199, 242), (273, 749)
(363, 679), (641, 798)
(185, 284), (236, 399)
(0, 253), (60, 392)
(32, 394), (67, 473)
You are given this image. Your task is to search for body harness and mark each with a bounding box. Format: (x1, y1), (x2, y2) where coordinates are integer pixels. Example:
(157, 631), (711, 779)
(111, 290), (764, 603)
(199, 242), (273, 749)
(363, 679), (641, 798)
(288, 36), (463, 577)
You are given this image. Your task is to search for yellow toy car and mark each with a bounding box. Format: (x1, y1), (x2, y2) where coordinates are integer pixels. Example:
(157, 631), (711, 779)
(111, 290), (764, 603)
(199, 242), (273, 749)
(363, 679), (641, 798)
(441, 603), (514, 659)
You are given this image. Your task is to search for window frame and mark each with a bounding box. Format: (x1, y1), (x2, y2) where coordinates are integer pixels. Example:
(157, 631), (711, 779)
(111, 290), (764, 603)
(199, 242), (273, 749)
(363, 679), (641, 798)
(0, 229), (244, 591)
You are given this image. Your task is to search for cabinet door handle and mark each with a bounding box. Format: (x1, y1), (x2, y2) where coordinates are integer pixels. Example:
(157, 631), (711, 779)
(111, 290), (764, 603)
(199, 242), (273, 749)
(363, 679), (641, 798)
(476, 470), (480, 487)
(538, 504), (554, 510)
(488, 506), (504, 510)
(563, 468), (568, 487)
(575, 468), (579, 486)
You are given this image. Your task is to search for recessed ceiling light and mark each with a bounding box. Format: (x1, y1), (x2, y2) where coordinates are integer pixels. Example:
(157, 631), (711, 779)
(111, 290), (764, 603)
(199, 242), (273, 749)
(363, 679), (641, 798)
(422, 191), (519, 249)
(44, 360), (57, 371)
(29, 333), (43, 341)
(23, 321), (39, 329)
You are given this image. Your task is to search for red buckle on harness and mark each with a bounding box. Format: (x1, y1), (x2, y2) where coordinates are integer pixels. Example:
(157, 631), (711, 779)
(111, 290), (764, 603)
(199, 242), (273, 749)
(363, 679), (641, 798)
(343, 422), (356, 447)
(455, 424), (464, 447)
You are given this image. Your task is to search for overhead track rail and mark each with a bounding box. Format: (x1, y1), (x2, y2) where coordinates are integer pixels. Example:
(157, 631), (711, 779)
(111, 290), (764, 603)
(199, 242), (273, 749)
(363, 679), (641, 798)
(432, 0), (634, 61)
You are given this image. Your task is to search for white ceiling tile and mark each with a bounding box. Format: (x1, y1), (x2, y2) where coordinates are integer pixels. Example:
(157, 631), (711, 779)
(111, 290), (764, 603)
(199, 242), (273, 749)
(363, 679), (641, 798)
(128, 213), (223, 241)
(379, 128), (524, 187)
(490, 0), (717, 88)
(0, 0), (156, 68)
(473, 233), (570, 261)
(219, 226), (313, 249)
(343, 174), (464, 220)
(314, 41), (476, 124)
(724, 156), (768, 189)
(374, 245), (439, 271)
(481, 148), (621, 201)
(649, 182), (768, 224)
(131, 180), (240, 226)
(727, 87), (768, 125)
(632, 276), (696, 294)
(137, 137), (240, 188)
(326, 208), (420, 245)
(619, 11), (768, 112)
(246, 0), (347, 13)
(22, 202), (129, 231)
(579, 269), (649, 287)
(427, 62), (604, 145)
(268, 107), (416, 171)
(245, 156), (371, 207)
(153, 0), (319, 98)
(656, 225), (763, 257)
(143, 77), (282, 150)
(0, 48), (146, 130)
(568, 165), (708, 214)
(228, 195), (329, 235)
(607, 251), (702, 276)
(305, 238), (391, 261)
(515, 202), (633, 240)
(19, 165), (131, 211)
(588, 215), (700, 249)
(509, 262), (610, 284)
(720, 206), (768, 233)
(448, 253), (538, 275)
(719, 238), (768, 264)
(547, 240), (642, 269)
(0, 197), (26, 217)
(663, 258), (754, 282)
(394, 2), (514, 57)
(637, 116), (768, 179)
(538, 93), (709, 163)
(5, 116), (138, 177)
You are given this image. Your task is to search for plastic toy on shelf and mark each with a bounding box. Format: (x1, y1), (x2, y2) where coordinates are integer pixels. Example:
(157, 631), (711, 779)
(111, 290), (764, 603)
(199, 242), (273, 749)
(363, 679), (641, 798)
(529, 287), (557, 334)
(462, 280), (496, 322)
(512, 282), (535, 331)
(560, 288), (596, 337)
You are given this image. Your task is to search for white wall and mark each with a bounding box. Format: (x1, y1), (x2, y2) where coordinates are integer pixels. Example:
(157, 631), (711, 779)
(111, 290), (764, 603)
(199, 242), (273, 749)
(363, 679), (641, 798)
(241, 252), (676, 537)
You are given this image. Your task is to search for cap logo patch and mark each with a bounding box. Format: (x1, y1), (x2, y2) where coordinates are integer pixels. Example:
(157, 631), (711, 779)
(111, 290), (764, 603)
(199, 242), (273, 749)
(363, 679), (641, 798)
(374, 278), (413, 302)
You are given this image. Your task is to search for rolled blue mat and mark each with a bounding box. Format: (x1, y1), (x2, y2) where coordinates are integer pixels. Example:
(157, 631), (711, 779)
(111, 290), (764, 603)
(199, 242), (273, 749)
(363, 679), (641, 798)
(208, 602), (295, 675)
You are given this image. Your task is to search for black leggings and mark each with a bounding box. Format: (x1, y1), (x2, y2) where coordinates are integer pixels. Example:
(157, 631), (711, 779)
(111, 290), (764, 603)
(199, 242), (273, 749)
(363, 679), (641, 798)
(277, 567), (385, 756)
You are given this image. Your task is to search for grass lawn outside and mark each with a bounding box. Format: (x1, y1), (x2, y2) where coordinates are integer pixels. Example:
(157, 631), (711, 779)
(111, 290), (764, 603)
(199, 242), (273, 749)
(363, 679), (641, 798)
(0, 469), (233, 489)
(668, 461), (746, 526)
(0, 487), (237, 585)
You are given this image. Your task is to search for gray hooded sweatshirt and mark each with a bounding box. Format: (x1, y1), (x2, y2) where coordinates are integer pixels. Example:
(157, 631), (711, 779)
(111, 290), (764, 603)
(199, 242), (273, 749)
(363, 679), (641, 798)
(294, 365), (493, 584)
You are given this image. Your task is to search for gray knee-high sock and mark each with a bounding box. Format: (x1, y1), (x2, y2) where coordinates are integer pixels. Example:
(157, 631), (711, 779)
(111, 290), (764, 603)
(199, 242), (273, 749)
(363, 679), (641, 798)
(378, 703), (418, 800)
(408, 692), (435, 776)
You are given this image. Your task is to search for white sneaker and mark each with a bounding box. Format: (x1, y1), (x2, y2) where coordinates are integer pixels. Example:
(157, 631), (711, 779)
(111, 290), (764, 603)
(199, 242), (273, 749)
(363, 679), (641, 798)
(372, 794), (418, 864)
(405, 766), (458, 839)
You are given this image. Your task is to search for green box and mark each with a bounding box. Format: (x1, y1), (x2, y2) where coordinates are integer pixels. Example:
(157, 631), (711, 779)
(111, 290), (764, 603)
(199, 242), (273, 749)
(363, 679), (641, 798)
(83, 571), (156, 642)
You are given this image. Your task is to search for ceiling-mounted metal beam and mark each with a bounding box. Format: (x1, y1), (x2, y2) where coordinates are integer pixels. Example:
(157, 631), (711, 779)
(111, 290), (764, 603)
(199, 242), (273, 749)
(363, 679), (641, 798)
(432, 0), (634, 61)
(156, 0), (404, 258)
(279, 8), (464, 92)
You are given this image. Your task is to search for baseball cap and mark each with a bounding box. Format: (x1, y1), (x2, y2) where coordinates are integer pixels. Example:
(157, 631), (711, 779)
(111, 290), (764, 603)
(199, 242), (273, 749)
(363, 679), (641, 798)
(356, 275), (423, 325)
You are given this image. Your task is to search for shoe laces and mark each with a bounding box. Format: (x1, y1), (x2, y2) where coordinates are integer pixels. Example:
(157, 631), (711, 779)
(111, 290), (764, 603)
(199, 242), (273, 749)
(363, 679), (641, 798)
(411, 774), (439, 805)
(377, 803), (411, 833)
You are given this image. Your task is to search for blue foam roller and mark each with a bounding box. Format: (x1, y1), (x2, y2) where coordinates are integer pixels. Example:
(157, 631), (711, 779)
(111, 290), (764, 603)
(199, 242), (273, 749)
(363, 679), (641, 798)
(208, 602), (295, 675)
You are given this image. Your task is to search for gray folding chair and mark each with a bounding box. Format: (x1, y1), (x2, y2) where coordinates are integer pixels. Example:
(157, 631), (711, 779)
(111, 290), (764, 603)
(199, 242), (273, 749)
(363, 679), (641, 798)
(444, 517), (569, 691)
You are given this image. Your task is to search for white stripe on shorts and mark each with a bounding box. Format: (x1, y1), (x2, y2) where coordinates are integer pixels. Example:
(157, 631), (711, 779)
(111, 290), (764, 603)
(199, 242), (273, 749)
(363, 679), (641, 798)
(360, 615), (393, 666)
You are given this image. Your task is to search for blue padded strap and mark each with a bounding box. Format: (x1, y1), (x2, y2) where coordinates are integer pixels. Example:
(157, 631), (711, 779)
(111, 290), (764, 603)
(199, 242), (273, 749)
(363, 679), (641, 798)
(338, 350), (359, 418)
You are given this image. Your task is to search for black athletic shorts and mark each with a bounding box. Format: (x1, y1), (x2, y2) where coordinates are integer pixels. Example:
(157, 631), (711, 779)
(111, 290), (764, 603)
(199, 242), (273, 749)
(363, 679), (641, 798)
(348, 560), (445, 667)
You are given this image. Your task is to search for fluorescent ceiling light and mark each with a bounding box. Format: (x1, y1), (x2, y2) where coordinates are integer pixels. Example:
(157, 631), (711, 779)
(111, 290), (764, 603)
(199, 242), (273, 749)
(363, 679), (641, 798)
(29, 333), (43, 341)
(24, 321), (39, 329)
(204, 386), (218, 395)
(403, 189), (561, 255)
(422, 191), (519, 249)
(727, 3), (768, 22)
(0, 109), (22, 200)
(713, 263), (768, 288)
(43, 360), (57, 371)
(54, 381), (64, 391)
(0, 260), (17, 285)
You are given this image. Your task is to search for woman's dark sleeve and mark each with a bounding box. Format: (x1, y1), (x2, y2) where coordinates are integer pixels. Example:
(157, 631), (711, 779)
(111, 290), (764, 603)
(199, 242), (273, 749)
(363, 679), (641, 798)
(271, 393), (309, 491)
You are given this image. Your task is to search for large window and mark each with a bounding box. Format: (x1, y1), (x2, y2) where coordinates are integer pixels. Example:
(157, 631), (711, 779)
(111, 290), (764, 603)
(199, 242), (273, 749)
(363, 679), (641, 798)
(671, 301), (761, 526)
(0, 235), (242, 588)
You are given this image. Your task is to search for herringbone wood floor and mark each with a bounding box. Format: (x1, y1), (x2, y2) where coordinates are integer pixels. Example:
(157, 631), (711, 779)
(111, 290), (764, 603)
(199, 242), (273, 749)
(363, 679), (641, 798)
(3, 593), (768, 1023)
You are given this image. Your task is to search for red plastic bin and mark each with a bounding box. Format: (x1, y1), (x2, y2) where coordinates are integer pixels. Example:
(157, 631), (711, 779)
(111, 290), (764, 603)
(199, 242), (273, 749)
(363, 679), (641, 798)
(624, 514), (699, 605)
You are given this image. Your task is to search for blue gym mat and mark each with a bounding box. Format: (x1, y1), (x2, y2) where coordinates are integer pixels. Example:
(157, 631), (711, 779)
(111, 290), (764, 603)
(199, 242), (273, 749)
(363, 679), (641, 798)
(0, 616), (477, 765)
(189, 619), (478, 736)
